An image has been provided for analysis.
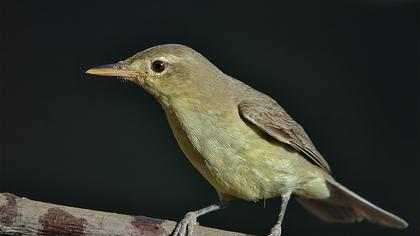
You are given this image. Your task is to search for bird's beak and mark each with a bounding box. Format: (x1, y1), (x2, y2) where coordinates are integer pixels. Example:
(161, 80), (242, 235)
(85, 63), (142, 78)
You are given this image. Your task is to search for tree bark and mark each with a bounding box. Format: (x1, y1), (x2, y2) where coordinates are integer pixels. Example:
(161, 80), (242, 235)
(0, 193), (251, 236)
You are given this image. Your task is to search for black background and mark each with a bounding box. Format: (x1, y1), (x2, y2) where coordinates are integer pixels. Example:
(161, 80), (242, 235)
(0, 1), (419, 236)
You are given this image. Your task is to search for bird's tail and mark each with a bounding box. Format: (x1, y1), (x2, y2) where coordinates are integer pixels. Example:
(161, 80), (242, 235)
(296, 178), (408, 228)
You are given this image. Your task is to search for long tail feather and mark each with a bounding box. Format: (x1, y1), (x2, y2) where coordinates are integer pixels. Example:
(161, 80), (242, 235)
(297, 179), (408, 229)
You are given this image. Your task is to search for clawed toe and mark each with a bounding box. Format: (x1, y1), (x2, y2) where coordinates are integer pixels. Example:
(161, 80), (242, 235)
(172, 212), (199, 236)
(268, 224), (282, 236)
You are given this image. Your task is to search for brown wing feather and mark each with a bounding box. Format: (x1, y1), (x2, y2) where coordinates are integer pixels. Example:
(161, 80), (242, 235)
(238, 100), (331, 173)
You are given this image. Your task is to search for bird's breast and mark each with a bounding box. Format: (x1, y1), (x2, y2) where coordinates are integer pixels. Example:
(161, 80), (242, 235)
(163, 101), (324, 201)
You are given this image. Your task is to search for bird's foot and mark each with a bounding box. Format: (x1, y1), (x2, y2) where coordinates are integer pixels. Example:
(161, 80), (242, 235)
(172, 211), (199, 236)
(268, 224), (282, 236)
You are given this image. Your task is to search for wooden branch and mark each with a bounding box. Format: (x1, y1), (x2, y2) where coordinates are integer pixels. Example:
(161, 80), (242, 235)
(0, 193), (252, 236)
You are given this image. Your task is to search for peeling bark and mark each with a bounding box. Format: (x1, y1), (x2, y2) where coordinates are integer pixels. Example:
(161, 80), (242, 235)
(0, 193), (252, 236)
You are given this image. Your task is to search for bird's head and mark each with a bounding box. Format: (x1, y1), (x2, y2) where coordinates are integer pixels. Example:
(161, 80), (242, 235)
(86, 44), (222, 106)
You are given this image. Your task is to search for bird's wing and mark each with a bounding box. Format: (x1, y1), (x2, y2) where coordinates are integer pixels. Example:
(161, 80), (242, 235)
(238, 100), (331, 173)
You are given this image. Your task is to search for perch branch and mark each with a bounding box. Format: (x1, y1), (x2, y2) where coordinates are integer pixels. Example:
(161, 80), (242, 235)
(0, 193), (251, 236)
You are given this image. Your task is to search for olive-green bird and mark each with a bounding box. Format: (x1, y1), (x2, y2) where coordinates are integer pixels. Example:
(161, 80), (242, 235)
(86, 44), (407, 236)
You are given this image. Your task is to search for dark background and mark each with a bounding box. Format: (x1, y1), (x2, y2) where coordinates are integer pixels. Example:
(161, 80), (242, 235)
(0, 1), (418, 236)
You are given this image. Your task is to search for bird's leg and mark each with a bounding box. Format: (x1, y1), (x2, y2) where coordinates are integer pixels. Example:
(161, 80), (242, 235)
(268, 191), (292, 236)
(172, 201), (229, 236)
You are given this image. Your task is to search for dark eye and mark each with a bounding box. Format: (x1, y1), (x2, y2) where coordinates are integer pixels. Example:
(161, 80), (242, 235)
(151, 60), (166, 73)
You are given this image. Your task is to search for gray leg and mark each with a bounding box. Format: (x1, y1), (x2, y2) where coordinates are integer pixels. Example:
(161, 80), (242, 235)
(172, 201), (228, 236)
(268, 191), (292, 236)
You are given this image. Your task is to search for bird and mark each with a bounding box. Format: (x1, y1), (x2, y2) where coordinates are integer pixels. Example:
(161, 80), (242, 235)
(86, 44), (408, 236)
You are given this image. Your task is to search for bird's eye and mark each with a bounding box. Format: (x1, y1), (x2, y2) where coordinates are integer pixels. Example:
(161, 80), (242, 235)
(151, 60), (166, 73)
